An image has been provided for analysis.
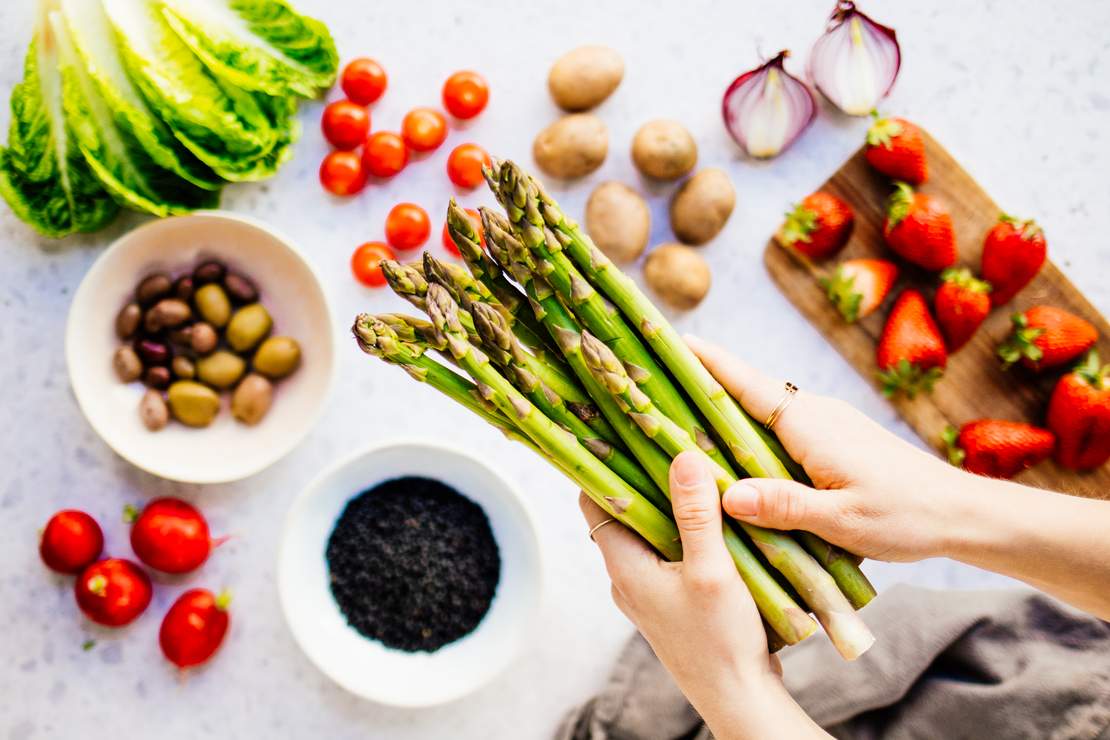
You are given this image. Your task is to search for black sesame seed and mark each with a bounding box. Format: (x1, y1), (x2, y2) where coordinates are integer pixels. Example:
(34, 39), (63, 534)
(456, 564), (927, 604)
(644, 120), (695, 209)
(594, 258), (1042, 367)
(325, 476), (501, 653)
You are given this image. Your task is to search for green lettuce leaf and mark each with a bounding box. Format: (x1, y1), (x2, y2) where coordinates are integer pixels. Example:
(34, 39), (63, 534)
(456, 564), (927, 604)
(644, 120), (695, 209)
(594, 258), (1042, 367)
(161, 0), (337, 98)
(0, 25), (118, 237)
(60, 0), (222, 191)
(103, 0), (281, 182)
(52, 10), (219, 217)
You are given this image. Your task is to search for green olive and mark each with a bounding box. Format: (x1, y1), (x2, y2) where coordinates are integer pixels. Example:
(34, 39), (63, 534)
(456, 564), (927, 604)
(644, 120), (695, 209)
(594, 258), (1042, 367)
(196, 350), (246, 390)
(167, 381), (220, 427)
(194, 283), (231, 328)
(226, 303), (272, 353)
(231, 373), (273, 425)
(253, 336), (301, 379)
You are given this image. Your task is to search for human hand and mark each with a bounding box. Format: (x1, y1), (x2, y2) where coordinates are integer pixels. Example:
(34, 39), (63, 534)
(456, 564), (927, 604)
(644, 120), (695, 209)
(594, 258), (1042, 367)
(687, 336), (967, 563)
(579, 451), (827, 740)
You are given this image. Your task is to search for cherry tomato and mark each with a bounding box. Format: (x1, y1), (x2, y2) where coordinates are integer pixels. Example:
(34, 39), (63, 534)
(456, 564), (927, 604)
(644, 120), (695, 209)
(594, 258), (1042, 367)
(446, 143), (491, 189)
(351, 242), (395, 287)
(319, 150), (367, 196)
(385, 203), (431, 251)
(40, 510), (103, 574)
(160, 588), (231, 668)
(128, 498), (215, 574)
(442, 207), (484, 256)
(75, 559), (152, 627)
(442, 71), (489, 119)
(341, 58), (388, 105)
(363, 131), (408, 178)
(321, 100), (370, 150)
(401, 107), (448, 152)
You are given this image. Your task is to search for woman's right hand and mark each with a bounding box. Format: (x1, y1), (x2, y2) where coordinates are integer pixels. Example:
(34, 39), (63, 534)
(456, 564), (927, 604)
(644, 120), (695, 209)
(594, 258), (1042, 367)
(687, 336), (971, 564)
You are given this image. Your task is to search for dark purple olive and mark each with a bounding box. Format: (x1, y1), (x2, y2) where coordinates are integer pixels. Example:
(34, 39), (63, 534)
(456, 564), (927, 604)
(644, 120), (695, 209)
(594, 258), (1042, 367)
(193, 260), (226, 285)
(223, 273), (258, 304)
(136, 274), (172, 306)
(144, 366), (171, 389)
(173, 275), (195, 301)
(135, 339), (171, 366)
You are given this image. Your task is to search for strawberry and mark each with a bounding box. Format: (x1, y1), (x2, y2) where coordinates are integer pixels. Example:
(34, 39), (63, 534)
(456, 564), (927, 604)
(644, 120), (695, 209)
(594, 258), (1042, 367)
(1046, 351), (1110, 470)
(821, 259), (899, 322)
(943, 420), (1056, 479)
(775, 192), (855, 260)
(883, 182), (957, 271)
(997, 305), (1097, 371)
(876, 289), (947, 397)
(934, 268), (991, 352)
(865, 113), (928, 184)
(981, 213), (1047, 307)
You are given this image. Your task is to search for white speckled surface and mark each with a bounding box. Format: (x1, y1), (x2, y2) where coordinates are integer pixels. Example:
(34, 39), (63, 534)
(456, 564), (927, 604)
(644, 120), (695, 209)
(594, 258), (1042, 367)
(2, 1), (1109, 737)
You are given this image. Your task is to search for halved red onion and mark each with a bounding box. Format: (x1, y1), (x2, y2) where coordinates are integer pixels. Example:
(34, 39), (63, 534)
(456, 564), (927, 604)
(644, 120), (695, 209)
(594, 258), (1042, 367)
(808, 1), (901, 116)
(721, 51), (816, 159)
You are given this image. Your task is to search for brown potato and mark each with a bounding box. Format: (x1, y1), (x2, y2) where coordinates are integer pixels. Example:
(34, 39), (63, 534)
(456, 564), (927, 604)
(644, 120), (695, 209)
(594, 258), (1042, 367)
(644, 243), (711, 310)
(533, 114), (608, 179)
(548, 46), (624, 112)
(585, 182), (651, 263)
(669, 168), (736, 245)
(631, 120), (697, 181)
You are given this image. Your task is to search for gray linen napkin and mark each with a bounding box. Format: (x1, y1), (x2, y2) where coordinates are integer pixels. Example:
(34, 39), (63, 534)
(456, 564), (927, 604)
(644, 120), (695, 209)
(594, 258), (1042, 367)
(556, 585), (1110, 740)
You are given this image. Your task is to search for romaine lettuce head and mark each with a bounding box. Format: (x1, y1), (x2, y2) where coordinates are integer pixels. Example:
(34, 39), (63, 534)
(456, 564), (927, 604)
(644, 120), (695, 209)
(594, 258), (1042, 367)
(0, 27), (118, 237)
(52, 10), (219, 217)
(162, 0), (337, 99)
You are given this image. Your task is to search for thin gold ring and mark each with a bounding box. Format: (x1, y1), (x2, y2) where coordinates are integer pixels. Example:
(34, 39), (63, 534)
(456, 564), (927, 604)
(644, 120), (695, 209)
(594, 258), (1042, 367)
(588, 518), (618, 542)
(764, 382), (799, 431)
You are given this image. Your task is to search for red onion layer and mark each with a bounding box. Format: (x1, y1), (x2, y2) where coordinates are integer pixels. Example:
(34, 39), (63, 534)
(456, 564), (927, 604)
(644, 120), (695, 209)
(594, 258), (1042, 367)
(721, 51), (816, 159)
(808, 1), (901, 116)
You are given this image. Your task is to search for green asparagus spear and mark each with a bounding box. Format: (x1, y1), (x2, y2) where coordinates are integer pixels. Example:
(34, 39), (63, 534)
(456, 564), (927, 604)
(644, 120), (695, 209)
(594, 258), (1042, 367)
(424, 283), (682, 560)
(580, 330), (874, 660)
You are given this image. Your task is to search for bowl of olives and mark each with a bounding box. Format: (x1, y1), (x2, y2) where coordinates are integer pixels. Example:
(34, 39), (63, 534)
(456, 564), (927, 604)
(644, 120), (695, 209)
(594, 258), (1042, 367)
(67, 212), (335, 484)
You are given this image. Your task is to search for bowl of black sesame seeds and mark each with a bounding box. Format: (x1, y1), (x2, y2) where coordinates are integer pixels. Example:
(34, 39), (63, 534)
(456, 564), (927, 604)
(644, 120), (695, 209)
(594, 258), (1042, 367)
(277, 439), (542, 706)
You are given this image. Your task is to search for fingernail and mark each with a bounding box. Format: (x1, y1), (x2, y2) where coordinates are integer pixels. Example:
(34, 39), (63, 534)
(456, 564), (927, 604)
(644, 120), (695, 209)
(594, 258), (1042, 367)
(672, 451), (710, 486)
(724, 482), (759, 516)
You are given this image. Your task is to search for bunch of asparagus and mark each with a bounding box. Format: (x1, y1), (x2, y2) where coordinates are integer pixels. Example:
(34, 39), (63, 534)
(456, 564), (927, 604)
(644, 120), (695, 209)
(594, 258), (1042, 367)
(352, 160), (877, 660)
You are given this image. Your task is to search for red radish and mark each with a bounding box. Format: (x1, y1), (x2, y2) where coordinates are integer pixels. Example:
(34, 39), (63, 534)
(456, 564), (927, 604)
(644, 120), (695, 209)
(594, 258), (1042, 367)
(40, 510), (103, 574)
(128, 498), (219, 574)
(75, 559), (152, 627)
(160, 589), (231, 668)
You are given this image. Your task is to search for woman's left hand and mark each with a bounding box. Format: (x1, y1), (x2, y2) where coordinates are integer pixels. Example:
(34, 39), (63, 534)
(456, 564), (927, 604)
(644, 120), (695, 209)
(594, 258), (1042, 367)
(579, 450), (828, 740)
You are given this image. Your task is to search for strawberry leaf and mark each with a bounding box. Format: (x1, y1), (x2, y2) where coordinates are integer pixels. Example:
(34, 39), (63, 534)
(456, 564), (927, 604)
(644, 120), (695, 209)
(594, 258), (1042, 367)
(777, 203), (818, 248)
(997, 314), (1046, 369)
(941, 425), (966, 466)
(1074, 350), (1108, 390)
(885, 182), (915, 228)
(940, 267), (991, 293)
(877, 359), (943, 398)
(820, 267), (862, 323)
(866, 112), (903, 149)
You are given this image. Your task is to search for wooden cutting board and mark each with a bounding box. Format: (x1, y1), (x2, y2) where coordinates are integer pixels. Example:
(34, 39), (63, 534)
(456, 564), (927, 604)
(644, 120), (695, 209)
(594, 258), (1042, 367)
(764, 129), (1110, 500)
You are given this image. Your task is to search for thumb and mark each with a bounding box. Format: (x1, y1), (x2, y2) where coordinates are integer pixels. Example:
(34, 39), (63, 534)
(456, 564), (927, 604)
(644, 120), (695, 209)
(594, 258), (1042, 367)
(669, 451), (731, 579)
(723, 478), (844, 539)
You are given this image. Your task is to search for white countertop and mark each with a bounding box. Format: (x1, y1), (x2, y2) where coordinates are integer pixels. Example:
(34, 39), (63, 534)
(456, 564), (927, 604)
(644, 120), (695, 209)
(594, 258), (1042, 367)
(2, 0), (1108, 737)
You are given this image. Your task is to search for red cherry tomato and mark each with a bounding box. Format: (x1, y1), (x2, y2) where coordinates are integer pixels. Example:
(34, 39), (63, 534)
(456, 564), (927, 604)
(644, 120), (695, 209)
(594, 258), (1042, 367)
(40, 510), (103, 574)
(319, 150), (367, 196)
(341, 58), (388, 105)
(160, 588), (231, 668)
(363, 131), (408, 178)
(321, 100), (370, 150)
(75, 559), (152, 627)
(446, 144), (491, 189)
(385, 203), (431, 251)
(442, 207), (484, 256)
(442, 71), (489, 119)
(351, 242), (395, 287)
(128, 498), (214, 574)
(401, 107), (448, 152)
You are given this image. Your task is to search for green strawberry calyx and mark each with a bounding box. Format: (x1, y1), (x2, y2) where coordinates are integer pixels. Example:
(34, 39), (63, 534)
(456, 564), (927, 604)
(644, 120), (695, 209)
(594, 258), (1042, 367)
(778, 202), (819, 248)
(877, 358), (944, 398)
(941, 425), (966, 467)
(885, 182), (915, 228)
(820, 266), (863, 323)
(997, 312), (1046, 368)
(999, 213), (1043, 242)
(1074, 350), (1109, 390)
(940, 267), (991, 293)
(867, 110), (904, 149)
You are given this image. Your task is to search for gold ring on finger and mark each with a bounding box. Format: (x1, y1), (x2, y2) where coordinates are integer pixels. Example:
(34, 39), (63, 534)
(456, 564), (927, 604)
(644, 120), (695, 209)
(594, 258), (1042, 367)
(764, 382), (799, 431)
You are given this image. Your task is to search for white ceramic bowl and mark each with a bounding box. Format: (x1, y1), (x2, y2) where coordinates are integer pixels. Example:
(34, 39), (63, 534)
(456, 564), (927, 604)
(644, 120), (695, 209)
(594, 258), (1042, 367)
(278, 440), (542, 707)
(66, 212), (334, 484)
